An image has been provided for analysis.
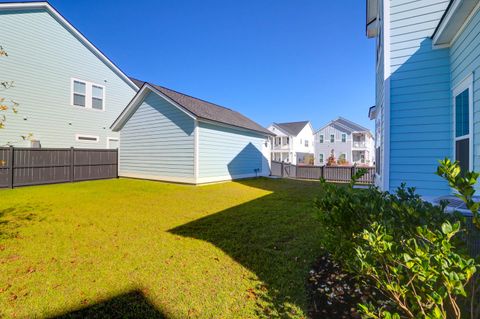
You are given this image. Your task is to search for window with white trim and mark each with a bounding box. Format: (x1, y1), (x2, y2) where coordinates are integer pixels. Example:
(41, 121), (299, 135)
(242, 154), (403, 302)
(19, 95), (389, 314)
(341, 133), (346, 143)
(305, 140), (309, 147)
(76, 134), (99, 143)
(73, 80), (86, 107)
(319, 153), (324, 164)
(453, 76), (473, 174)
(330, 134), (335, 143)
(319, 135), (324, 143)
(71, 79), (105, 110)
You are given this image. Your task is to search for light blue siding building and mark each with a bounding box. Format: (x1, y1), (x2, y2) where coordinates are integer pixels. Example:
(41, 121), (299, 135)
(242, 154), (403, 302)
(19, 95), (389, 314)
(112, 80), (272, 184)
(0, 2), (138, 148)
(367, 0), (480, 196)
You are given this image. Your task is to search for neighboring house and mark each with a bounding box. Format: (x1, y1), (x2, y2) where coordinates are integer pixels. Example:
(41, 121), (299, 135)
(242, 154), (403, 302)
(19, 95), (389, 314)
(111, 79), (272, 184)
(366, 0), (480, 196)
(267, 121), (315, 165)
(0, 2), (138, 148)
(314, 117), (375, 166)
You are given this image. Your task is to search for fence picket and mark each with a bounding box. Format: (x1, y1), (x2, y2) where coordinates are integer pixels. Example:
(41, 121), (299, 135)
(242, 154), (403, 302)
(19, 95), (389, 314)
(270, 161), (375, 184)
(0, 147), (118, 188)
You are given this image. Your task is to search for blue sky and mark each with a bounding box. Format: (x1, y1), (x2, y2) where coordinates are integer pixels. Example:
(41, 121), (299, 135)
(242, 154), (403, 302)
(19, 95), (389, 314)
(36, 0), (375, 131)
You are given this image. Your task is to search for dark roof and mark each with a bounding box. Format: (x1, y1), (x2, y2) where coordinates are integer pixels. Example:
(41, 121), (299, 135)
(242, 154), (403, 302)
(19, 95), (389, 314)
(130, 78), (271, 135)
(317, 117), (371, 134)
(273, 121), (310, 136)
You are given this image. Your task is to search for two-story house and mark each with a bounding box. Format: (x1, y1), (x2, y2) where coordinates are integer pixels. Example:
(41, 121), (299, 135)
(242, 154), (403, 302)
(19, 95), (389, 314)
(367, 0), (480, 196)
(314, 117), (375, 166)
(267, 121), (315, 165)
(0, 2), (138, 148)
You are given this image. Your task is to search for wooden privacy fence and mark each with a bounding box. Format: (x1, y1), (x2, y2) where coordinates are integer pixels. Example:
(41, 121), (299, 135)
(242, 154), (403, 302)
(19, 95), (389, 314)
(271, 161), (375, 184)
(0, 147), (118, 188)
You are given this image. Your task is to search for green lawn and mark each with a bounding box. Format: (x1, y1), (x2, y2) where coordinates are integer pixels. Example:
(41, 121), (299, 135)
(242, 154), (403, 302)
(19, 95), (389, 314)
(0, 177), (323, 318)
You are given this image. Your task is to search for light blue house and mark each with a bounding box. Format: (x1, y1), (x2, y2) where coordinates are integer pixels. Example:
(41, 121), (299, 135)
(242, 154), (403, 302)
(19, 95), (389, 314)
(111, 79), (272, 184)
(0, 2), (138, 148)
(367, 0), (480, 196)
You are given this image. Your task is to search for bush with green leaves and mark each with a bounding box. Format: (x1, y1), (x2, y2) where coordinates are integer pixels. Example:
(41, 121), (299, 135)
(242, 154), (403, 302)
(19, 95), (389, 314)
(315, 159), (478, 319)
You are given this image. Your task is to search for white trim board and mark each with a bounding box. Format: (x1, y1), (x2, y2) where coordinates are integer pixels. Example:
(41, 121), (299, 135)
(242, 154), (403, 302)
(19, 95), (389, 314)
(452, 73), (474, 172)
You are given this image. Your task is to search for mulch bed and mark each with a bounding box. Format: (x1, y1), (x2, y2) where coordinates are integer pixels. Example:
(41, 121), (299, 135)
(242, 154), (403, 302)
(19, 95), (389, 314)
(306, 254), (393, 319)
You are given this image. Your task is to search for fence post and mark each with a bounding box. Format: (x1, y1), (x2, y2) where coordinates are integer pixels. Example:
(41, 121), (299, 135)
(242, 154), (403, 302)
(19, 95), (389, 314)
(320, 165), (324, 180)
(281, 161), (284, 178)
(8, 145), (14, 189)
(70, 147), (74, 182)
(116, 149), (119, 179)
(351, 165), (355, 180)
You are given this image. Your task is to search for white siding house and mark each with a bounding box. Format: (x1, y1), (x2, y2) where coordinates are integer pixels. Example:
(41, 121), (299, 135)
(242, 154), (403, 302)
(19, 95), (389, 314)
(314, 117), (375, 166)
(0, 2), (138, 148)
(267, 121), (315, 165)
(112, 80), (272, 184)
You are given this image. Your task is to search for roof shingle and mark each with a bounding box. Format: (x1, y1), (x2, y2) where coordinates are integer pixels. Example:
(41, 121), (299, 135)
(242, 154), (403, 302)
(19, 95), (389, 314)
(130, 78), (271, 135)
(273, 121), (310, 136)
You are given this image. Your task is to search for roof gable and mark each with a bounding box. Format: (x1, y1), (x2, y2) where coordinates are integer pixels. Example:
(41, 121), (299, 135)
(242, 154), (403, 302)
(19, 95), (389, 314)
(317, 117), (370, 134)
(0, 2), (138, 91)
(113, 79), (272, 135)
(273, 121), (310, 136)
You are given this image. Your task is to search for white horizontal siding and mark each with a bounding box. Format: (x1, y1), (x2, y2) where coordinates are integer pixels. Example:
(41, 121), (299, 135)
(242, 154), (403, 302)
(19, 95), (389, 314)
(119, 92), (195, 180)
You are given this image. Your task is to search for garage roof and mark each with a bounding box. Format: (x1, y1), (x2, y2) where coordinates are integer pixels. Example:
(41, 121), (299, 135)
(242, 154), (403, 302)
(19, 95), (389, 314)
(112, 78), (272, 136)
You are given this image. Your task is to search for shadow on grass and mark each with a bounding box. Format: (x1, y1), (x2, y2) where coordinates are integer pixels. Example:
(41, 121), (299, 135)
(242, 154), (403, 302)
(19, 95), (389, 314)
(0, 204), (47, 239)
(46, 290), (167, 319)
(169, 177), (324, 318)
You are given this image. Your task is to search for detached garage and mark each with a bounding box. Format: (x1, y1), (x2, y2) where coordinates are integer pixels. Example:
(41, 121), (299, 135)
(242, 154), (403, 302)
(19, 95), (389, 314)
(111, 79), (272, 184)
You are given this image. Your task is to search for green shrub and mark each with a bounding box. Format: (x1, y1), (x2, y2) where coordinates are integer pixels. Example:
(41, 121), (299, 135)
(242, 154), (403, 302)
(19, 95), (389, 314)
(315, 159), (478, 319)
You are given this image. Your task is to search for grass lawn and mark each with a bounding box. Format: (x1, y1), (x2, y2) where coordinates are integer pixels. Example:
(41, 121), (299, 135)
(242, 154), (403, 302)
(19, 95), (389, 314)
(0, 177), (324, 318)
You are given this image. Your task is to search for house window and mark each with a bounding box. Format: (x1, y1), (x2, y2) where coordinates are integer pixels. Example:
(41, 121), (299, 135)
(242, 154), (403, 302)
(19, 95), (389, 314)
(453, 76), (473, 173)
(319, 135), (324, 143)
(305, 140), (309, 147)
(71, 78), (105, 110)
(319, 154), (324, 164)
(73, 80), (86, 107)
(341, 133), (346, 143)
(330, 134), (335, 143)
(92, 85), (104, 110)
(76, 134), (99, 143)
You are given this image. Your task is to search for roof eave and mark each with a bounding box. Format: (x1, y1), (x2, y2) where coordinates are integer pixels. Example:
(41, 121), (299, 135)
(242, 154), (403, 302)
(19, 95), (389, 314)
(432, 0), (480, 47)
(0, 1), (139, 91)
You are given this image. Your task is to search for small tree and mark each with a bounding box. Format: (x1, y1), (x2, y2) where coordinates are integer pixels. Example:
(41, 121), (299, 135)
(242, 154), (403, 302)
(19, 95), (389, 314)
(326, 149), (336, 166)
(0, 45), (32, 147)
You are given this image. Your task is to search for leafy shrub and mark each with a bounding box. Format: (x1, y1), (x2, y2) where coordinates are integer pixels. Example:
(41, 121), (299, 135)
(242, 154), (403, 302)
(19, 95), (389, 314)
(315, 159), (478, 319)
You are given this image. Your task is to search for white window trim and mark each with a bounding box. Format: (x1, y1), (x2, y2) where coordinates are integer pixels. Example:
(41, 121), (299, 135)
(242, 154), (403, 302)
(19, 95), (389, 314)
(452, 73), (474, 171)
(341, 133), (347, 143)
(71, 78), (106, 111)
(107, 137), (119, 149)
(76, 134), (99, 143)
(330, 134), (335, 143)
(319, 134), (324, 143)
(319, 153), (324, 164)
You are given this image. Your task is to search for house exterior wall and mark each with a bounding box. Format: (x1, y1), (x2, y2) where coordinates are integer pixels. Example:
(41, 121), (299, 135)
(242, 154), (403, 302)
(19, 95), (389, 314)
(267, 123), (314, 165)
(373, 0), (452, 196)
(119, 91), (196, 183)
(450, 8), (480, 174)
(314, 126), (353, 165)
(197, 122), (268, 183)
(0, 8), (137, 148)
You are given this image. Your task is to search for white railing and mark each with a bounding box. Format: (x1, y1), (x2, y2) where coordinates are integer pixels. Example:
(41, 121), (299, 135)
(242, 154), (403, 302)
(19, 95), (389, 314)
(353, 141), (367, 148)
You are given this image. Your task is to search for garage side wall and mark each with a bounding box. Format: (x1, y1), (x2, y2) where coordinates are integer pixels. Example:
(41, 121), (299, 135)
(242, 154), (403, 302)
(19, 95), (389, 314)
(197, 122), (269, 183)
(119, 92), (195, 183)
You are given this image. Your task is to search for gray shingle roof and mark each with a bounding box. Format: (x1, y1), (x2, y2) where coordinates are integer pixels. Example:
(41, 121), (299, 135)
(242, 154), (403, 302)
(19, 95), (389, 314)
(273, 121), (310, 136)
(317, 117), (370, 134)
(130, 78), (271, 135)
